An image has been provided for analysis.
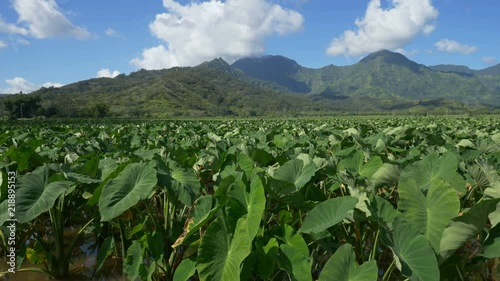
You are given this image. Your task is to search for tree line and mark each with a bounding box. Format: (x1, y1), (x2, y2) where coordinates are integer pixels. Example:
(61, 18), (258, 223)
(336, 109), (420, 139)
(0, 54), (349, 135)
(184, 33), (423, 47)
(0, 93), (110, 119)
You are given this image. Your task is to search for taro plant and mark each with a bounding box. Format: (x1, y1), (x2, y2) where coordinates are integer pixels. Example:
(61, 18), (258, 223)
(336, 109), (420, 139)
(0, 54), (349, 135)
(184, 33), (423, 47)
(0, 164), (94, 278)
(0, 116), (499, 280)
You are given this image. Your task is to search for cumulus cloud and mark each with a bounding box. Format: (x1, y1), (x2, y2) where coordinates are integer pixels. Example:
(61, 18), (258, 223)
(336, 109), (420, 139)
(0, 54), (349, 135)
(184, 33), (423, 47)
(326, 0), (438, 57)
(1, 77), (63, 94)
(96, 68), (121, 78)
(0, 40), (7, 49)
(3, 0), (91, 39)
(481, 56), (498, 66)
(434, 39), (477, 54)
(130, 0), (304, 70)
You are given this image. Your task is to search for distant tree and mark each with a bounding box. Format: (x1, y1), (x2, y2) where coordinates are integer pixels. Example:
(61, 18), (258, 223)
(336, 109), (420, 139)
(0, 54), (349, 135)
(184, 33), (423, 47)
(93, 102), (110, 118)
(44, 104), (59, 117)
(0, 98), (5, 120)
(3, 93), (42, 119)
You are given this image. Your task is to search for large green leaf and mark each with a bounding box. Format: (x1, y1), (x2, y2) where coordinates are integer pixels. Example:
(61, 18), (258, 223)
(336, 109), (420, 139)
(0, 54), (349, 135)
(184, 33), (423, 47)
(399, 152), (465, 195)
(273, 159), (316, 189)
(274, 225), (311, 281)
(485, 182), (500, 199)
(173, 258), (197, 281)
(155, 156), (200, 206)
(16, 165), (72, 223)
(490, 202), (500, 228)
(367, 195), (401, 229)
(95, 237), (115, 273)
(170, 166), (200, 206)
(319, 244), (377, 281)
(99, 162), (157, 222)
(256, 238), (279, 279)
(338, 151), (383, 179)
(300, 196), (358, 234)
(469, 162), (500, 199)
(398, 178), (460, 252)
(280, 224), (309, 257)
(88, 161), (129, 207)
(124, 240), (143, 281)
(482, 225), (500, 259)
(246, 176), (266, 239)
(228, 175), (266, 239)
(266, 178), (298, 199)
(278, 244), (312, 281)
(439, 199), (500, 260)
(237, 152), (254, 179)
(197, 217), (251, 281)
(369, 163), (400, 188)
(389, 219), (440, 281)
(172, 195), (220, 248)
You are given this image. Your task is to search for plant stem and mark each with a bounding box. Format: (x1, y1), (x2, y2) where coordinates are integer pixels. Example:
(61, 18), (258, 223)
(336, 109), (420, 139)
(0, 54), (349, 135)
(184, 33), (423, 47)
(382, 259), (396, 281)
(164, 192), (170, 235)
(163, 191), (173, 279)
(49, 194), (68, 277)
(118, 220), (128, 259)
(370, 229), (380, 260)
(354, 223), (364, 262)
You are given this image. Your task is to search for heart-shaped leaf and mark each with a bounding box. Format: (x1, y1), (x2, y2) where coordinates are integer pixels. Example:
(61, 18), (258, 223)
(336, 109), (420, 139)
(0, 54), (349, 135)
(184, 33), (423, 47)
(99, 161), (157, 222)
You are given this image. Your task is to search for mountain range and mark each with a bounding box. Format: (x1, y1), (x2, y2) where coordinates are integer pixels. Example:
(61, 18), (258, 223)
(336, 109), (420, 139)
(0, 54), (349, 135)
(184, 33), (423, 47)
(3, 50), (500, 117)
(232, 50), (500, 102)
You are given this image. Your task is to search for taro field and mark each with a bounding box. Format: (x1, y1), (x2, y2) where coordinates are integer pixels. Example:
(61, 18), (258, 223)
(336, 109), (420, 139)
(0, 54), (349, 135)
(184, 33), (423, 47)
(1, 116), (500, 281)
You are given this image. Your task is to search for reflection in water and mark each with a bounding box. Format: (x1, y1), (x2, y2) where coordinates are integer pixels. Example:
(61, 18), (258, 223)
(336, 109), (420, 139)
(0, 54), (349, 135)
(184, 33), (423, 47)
(1, 241), (126, 281)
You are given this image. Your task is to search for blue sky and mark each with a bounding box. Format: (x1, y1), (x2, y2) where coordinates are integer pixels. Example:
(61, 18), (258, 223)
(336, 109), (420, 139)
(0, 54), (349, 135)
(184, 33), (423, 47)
(0, 0), (499, 94)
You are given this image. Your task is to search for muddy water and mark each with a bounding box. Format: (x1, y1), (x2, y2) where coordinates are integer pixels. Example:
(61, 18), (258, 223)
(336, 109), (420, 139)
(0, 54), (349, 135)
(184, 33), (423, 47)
(1, 245), (126, 281)
(1, 256), (126, 280)
(1, 224), (128, 280)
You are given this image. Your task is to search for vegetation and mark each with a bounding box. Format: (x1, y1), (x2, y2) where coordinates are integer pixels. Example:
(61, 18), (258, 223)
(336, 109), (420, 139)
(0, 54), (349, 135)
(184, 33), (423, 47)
(2, 93), (42, 119)
(233, 50), (500, 102)
(92, 102), (110, 118)
(2, 50), (499, 118)
(1, 116), (499, 280)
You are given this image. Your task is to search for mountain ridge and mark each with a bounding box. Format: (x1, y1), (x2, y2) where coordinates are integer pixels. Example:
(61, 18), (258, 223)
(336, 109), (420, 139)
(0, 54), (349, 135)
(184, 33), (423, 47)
(231, 49), (499, 103)
(2, 49), (499, 118)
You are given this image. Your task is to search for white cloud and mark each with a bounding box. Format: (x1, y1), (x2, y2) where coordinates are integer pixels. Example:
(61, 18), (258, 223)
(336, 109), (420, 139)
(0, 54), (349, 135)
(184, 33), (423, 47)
(96, 68), (121, 78)
(0, 40), (7, 49)
(326, 0), (438, 57)
(393, 48), (419, 57)
(16, 38), (30, 45)
(130, 45), (180, 70)
(105, 28), (119, 37)
(0, 16), (28, 35)
(130, 0), (304, 70)
(11, 0), (90, 39)
(434, 39), (477, 54)
(1, 77), (63, 94)
(481, 56), (498, 66)
(42, 82), (64, 88)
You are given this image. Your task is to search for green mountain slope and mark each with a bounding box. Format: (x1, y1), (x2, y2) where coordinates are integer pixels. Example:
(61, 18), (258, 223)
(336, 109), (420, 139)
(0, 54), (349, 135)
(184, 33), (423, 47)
(232, 50), (499, 104)
(2, 50), (499, 118)
(428, 65), (475, 76)
(231, 55), (312, 93)
(29, 60), (327, 118)
(477, 64), (500, 76)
